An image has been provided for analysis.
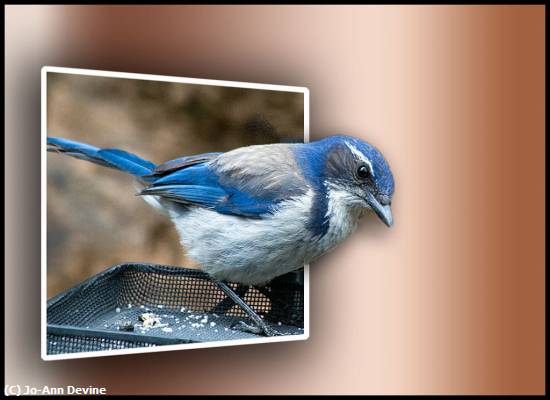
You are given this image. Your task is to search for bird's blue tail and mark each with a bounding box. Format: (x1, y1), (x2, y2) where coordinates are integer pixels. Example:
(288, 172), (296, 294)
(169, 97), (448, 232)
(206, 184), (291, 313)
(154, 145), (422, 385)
(47, 137), (156, 177)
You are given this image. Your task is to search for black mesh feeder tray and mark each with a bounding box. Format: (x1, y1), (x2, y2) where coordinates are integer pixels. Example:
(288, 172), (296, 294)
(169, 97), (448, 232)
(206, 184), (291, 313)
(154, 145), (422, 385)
(47, 263), (305, 355)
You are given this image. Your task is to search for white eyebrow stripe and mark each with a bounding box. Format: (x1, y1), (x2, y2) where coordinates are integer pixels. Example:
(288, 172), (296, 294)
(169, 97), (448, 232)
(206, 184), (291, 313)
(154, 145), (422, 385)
(345, 142), (375, 176)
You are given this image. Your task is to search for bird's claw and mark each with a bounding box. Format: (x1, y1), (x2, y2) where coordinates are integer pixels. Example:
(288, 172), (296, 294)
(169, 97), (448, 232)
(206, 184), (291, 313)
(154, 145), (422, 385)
(232, 320), (283, 337)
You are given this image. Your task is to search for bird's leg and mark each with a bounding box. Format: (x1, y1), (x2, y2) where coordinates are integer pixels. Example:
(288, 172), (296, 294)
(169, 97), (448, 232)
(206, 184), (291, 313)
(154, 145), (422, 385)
(212, 280), (282, 337)
(211, 283), (250, 315)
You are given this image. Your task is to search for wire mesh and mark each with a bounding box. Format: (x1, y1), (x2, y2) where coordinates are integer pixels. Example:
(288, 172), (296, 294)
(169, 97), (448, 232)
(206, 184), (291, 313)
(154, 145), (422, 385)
(47, 263), (305, 355)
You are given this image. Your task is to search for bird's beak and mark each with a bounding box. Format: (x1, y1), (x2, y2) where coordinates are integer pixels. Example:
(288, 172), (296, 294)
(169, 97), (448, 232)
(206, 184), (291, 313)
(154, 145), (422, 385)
(365, 192), (393, 227)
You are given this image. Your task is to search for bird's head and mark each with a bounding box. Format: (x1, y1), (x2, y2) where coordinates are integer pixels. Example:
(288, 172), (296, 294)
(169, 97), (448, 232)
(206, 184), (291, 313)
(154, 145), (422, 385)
(321, 135), (395, 227)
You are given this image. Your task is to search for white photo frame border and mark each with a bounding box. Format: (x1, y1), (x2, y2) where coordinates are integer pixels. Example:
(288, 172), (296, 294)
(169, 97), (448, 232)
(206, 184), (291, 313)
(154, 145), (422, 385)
(41, 66), (310, 360)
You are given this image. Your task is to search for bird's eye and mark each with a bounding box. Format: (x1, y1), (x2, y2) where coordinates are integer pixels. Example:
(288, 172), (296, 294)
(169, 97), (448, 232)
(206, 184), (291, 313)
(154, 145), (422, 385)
(357, 165), (370, 179)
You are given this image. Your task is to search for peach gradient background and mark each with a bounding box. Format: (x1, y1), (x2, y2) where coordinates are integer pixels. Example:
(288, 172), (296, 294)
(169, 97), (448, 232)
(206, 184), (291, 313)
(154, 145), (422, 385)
(5, 5), (545, 395)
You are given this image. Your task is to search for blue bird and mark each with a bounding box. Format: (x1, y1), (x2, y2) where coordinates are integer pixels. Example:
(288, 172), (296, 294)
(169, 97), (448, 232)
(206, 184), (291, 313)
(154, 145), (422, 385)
(48, 135), (394, 334)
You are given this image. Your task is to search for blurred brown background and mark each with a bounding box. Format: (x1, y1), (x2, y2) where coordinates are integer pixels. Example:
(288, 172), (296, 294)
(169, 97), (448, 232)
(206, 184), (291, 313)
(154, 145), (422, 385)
(5, 5), (545, 395)
(46, 72), (304, 297)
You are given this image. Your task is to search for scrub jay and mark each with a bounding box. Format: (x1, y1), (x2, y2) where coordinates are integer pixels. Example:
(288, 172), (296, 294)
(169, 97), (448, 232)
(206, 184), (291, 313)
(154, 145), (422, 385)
(48, 134), (395, 335)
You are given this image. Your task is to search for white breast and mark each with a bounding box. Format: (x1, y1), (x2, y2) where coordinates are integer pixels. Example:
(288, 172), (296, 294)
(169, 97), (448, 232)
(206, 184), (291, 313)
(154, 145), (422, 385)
(170, 190), (318, 285)
(153, 186), (363, 285)
(314, 187), (364, 256)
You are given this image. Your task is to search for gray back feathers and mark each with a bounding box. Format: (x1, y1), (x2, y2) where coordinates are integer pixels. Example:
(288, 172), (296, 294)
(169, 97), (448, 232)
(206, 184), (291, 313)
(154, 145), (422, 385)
(211, 144), (308, 200)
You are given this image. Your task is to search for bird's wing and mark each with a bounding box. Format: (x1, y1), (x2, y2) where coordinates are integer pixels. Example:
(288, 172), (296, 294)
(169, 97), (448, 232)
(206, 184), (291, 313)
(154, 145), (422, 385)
(145, 152), (222, 177)
(140, 144), (309, 218)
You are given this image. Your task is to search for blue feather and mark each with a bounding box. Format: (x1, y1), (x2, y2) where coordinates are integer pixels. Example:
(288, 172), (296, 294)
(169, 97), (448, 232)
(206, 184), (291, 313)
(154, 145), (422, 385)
(140, 185), (227, 208)
(151, 164), (220, 187)
(141, 182), (277, 218)
(216, 190), (277, 217)
(142, 144), (307, 217)
(149, 153), (222, 176)
(293, 143), (330, 236)
(47, 137), (155, 177)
